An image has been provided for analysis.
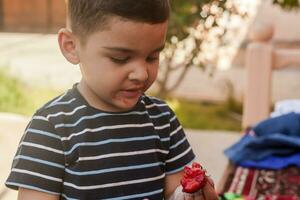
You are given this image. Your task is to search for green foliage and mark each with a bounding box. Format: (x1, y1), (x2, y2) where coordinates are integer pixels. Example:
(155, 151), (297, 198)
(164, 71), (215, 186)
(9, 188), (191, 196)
(167, 98), (241, 131)
(158, 0), (300, 98)
(158, 0), (247, 97)
(225, 97), (243, 115)
(273, 0), (300, 10)
(168, 0), (227, 41)
(0, 69), (29, 114)
(168, 0), (300, 49)
(0, 69), (59, 115)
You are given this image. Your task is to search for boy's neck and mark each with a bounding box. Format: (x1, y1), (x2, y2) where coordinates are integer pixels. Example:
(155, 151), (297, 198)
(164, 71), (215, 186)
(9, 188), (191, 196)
(77, 80), (100, 110)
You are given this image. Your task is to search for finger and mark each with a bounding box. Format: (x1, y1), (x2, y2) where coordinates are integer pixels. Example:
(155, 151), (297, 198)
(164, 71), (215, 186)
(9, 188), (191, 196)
(183, 192), (194, 200)
(169, 186), (185, 200)
(193, 190), (205, 200)
(206, 177), (215, 189)
(202, 179), (218, 200)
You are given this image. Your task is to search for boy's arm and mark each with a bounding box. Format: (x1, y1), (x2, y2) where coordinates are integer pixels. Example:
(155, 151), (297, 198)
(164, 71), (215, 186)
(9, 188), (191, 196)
(164, 171), (184, 199)
(6, 115), (65, 197)
(164, 171), (219, 200)
(18, 188), (59, 200)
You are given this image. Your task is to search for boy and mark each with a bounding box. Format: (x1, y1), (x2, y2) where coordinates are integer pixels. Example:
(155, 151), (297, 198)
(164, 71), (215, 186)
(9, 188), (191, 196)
(6, 0), (218, 199)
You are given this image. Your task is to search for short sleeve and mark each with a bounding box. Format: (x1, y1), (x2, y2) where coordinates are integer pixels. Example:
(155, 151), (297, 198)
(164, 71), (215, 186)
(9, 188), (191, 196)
(165, 108), (195, 174)
(5, 114), (65, 195)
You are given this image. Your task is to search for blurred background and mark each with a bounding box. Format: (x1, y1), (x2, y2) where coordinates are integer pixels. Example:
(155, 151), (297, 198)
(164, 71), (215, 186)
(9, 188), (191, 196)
(0, 0), (300, 199)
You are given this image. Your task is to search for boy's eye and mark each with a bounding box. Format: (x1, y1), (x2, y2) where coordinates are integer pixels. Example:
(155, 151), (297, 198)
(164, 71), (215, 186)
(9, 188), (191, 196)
(146, 55), (159, 63)
(110, 56), (130, 64)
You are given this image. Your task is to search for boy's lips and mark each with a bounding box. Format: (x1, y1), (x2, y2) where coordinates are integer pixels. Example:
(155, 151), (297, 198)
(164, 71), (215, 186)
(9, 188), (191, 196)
(120, 88), (143, 98)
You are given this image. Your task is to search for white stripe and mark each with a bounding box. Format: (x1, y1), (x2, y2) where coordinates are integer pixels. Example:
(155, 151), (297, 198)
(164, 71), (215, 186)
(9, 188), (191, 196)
(170, 126), (182, 137)
(46, 98), (76, 108)
(12, 168), (62, 182)
(161, 137), (170, 142)
(140, 99), (146, 105)
(45, 92), (67, 108)
(25, 128), (61, 140)
(148, 96), (164, 102)
(55, 111), (148, 128)
(61, 194), (79, 200)
(166, 146), (192, 163)
(46, 105), (86, 119)
(170, 137), (187, 149)
(149, 112), (170, 119)
(170, 115), (176, 122)
(14, 155), (65, 169)
(78, 148), (168, 162)
(21, 142), (64, 154)
(32, 116), (48, 121)
(61, 123), (153, 141)
(51, 98), (76, 106)
(145, 103), (167, 109)
(46, 98), (77, 109)
(55, 111), (170, 129)
(65, 162), (165, 176)
(64, 173), (165, 190)
(154, 123), (170, 130)
(64, 135), (161, 155)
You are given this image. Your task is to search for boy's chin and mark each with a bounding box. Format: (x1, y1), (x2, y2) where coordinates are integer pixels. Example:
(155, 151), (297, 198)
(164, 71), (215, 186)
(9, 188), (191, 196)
(116, 97), (140, 111)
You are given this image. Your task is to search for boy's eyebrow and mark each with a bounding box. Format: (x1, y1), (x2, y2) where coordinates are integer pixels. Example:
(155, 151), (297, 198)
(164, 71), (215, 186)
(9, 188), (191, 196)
(102, 44), (165, 53)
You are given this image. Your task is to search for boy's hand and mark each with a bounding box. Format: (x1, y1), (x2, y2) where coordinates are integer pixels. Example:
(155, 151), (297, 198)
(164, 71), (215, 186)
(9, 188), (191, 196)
(168, 177), (218, 200)
(185, 177), (218, 200)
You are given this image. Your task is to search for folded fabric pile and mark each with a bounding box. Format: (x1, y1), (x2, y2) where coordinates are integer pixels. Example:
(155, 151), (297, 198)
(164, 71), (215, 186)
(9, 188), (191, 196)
(225, 112), (300, 169)
(222, 108), (300, 199)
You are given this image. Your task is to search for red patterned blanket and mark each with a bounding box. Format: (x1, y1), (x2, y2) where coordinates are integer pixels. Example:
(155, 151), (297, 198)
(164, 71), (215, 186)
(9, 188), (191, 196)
(223, 166), (300, 200)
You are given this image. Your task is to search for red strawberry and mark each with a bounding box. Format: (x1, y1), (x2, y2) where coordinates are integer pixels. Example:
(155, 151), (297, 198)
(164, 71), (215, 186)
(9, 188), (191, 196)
(192, 162), (201, 169)
(181, 162), (207, 193)
(182, 179), (201, 193)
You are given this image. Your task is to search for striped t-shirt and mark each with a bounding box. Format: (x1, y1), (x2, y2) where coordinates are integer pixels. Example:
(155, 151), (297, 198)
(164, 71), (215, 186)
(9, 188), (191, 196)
(6, 85), (195, 199)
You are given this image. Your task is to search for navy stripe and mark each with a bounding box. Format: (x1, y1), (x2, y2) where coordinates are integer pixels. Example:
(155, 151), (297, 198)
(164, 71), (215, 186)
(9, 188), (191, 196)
(103, 188), (163, 200)
(6, 182), (60, 195)
(65, 162), (165, 175)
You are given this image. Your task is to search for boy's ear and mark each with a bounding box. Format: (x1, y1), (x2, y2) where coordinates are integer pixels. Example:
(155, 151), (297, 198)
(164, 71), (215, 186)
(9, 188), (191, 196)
(58, 28), (80, 65)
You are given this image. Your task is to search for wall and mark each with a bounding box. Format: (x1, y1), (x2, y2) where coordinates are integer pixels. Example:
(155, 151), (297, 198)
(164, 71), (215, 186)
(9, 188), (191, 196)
(1, 0), (66, 33)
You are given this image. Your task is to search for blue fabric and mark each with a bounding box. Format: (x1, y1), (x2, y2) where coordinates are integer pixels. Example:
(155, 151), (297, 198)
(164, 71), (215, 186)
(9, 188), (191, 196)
(239, 153), (300, 169)
(224, 112), (300, 169)
(253, 112), (300, 137)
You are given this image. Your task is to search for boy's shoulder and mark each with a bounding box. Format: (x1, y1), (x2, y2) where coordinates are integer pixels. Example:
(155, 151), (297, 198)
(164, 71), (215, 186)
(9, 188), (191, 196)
(141, 95), (174, 114)
(34, 86), (84, 119)
(141, 95), (167, 107)
(32, 92), (174, 125)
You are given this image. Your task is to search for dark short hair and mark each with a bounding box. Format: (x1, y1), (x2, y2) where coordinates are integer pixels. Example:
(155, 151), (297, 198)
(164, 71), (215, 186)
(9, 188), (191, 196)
(66, 0), (170, 41)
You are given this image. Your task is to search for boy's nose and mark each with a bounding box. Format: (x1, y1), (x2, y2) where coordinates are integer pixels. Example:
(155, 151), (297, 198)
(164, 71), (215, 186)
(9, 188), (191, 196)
(128, 64), (148, 82)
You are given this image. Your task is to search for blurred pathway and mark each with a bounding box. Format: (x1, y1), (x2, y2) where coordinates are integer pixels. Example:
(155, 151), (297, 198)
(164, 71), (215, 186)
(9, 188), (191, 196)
(0, 113), (28, 200)
(0, 33), (81, 90)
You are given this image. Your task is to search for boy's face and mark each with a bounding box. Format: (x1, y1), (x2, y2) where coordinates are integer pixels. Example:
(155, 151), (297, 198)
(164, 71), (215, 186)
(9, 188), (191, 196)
(76, 17), (168, 112)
